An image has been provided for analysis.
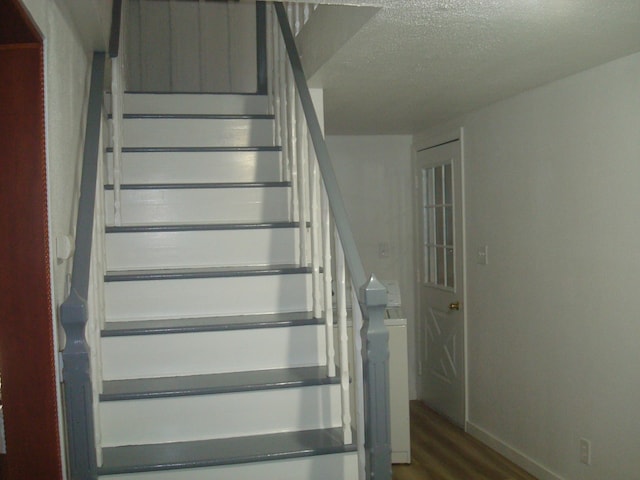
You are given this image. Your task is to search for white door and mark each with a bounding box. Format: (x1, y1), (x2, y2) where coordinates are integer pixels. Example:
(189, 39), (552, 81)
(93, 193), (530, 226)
(416, 140), (465, 427)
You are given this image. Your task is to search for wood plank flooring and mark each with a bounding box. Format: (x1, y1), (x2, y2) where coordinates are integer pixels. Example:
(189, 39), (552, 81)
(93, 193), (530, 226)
(393, 401), (539, 480)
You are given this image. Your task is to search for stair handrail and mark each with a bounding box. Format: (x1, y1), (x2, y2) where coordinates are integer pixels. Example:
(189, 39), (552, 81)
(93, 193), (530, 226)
(60, 2), (125, 478)
(59, 52), (104, 480)
(271, 3), (392, 479)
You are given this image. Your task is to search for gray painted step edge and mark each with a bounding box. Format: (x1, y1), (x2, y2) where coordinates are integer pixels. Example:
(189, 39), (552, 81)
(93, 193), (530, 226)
(123, 91), (268, 96)
(104, 181), (291, 190)
(106, 146), (281, 152)
(101, 311), (321, 337)
(100, 366), (337, 401)
(98, 427), (356, 475)
(115, 113), (275, 120)
(105, 222), (302, 233)
(104, 264), (312, 282)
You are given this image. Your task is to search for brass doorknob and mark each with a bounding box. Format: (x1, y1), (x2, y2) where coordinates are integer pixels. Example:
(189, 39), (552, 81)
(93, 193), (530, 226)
(449, 302), (460, 311)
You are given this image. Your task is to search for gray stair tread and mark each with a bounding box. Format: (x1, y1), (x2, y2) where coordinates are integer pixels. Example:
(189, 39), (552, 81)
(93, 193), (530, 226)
(101, 366), (337, 401)
(120, 113), (274, 119)
(124, 91), (266, 95)
(104, 181), (290, 190)
(106, 221), (299, 233)
(107, 146), (281, 152)
(105, 264), (312, 282)
(99, 427), (355, 475)
(102, 311), (321, 337)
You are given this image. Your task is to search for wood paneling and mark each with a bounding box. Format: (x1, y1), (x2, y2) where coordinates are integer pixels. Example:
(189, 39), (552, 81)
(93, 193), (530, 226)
(127, 0), (256, 92)
(393, 402), (538, 480)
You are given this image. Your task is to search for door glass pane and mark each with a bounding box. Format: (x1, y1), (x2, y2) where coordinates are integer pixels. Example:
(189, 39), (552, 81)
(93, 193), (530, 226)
(422, 161), (455, 289)
(435, 207), (444, 245)
(444, 164), (452, 204)
(445, 206), (453, 246)
(446, 247), (455, 288)
(422, 169), (429, 207)
(436, 247), (445, 285)
(434, 166), (443, 205)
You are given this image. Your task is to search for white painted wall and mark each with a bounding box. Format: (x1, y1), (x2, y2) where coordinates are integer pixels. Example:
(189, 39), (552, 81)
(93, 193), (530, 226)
(326, 135), (417, 399)
(20, 1), (96, 477)
(415, 51), (640, 480)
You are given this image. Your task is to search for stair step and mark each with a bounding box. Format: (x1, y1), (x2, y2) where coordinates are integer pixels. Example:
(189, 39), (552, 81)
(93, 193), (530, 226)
(98, 428), (356, 476)
(120, 113), (274, 120)
(105, 221), (299, 233)
(104, 271), (312, 321)
(102, 311), (319, 337)
(121, 116), (274, 148)
(101, 366), (337, 401)
(104, 181), (290, 190)
(106, 222), (302, 269)
(99, 384), (342, 446)
(120, 92), (270, 115)
(101, 323), (325, 380)
(105, 146), (282, 184)
(105, 264), (311, 282)
(104, 184), (290, 225)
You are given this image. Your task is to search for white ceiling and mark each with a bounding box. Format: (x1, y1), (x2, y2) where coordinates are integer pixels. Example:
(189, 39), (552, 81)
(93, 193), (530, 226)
(294, 0), (640, 134)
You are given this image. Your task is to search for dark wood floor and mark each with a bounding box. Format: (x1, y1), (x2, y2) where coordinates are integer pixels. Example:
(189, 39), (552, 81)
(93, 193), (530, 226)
(393, 401), (539, 480)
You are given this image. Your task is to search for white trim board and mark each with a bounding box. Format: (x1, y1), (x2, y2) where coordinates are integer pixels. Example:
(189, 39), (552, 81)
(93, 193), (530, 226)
(466, 421), (566, 480)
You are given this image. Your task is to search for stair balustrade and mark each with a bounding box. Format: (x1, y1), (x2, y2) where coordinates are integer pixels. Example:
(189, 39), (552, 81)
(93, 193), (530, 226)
(61, 1), (390, 478)
(111, 0), (126, 226)
(60, 1), (125, 478)
(268, 3), (392, 479)
(59, 51), (106, 480)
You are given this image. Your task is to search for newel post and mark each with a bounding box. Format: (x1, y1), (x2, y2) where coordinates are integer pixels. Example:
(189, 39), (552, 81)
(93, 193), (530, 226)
(60, 290), (98, 480)
(360, 275), (391, 480)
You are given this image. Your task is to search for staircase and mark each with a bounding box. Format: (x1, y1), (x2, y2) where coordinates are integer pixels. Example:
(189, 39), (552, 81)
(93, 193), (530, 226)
(94, 92), (358, 479)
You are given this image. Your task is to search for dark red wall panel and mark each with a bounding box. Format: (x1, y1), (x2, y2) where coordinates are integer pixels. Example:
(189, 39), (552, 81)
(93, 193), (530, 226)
(0, 25), (63, 480)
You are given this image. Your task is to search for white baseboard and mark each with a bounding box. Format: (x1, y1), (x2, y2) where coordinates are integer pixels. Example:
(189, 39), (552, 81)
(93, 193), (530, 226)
(466, 421), (566, 480)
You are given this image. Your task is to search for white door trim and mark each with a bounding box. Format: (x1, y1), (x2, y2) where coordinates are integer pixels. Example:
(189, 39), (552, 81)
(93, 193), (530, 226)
(412, 127), (469, 428)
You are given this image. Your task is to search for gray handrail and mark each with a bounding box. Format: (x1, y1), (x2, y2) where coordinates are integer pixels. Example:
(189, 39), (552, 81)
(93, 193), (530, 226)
(273, 2), (367, 297)
(60, 52), (105, 480)
(273, 4), (391, 480)
(256, 1), (268, 94)
(109, 0), (123, 58)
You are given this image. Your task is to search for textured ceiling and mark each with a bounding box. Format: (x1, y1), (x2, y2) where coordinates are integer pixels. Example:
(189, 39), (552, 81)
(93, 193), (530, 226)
(292, 0), (640, 134)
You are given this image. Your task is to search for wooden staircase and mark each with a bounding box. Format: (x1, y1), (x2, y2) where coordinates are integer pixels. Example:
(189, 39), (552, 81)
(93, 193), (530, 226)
(96, 92), (357, 479)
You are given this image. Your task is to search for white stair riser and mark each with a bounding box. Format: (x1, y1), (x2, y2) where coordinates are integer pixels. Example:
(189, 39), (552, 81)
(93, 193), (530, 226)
(105, 274), (312, 321)
(121, 93), (269, 115)
(100, 385), (341, 447)
(122, 118), (274, 148)
(105, 150), (282, 185)
(104, 188), (290, 225)
(106, 229), (299, 270)
(102, 325), (326, 380)
(99, 452), (358, 480)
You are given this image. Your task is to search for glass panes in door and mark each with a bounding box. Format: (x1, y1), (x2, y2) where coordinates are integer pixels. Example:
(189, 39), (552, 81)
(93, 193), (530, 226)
(422, 163), (455, 289)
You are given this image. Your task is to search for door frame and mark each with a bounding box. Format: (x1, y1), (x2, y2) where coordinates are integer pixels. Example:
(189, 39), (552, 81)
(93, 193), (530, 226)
(0, 0), (64, 477)
(412, 126), (469, 428)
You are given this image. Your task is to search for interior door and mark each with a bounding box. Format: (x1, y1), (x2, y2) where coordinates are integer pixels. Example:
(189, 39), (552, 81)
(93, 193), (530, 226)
(416, 140), (465, 427)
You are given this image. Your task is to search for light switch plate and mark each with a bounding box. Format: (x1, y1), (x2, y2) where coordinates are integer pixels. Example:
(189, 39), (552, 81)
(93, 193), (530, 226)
(477, 245), (488, 265)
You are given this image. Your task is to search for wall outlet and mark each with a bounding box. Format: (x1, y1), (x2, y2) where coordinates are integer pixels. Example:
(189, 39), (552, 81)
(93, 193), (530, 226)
(579, 438), (591, 465)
